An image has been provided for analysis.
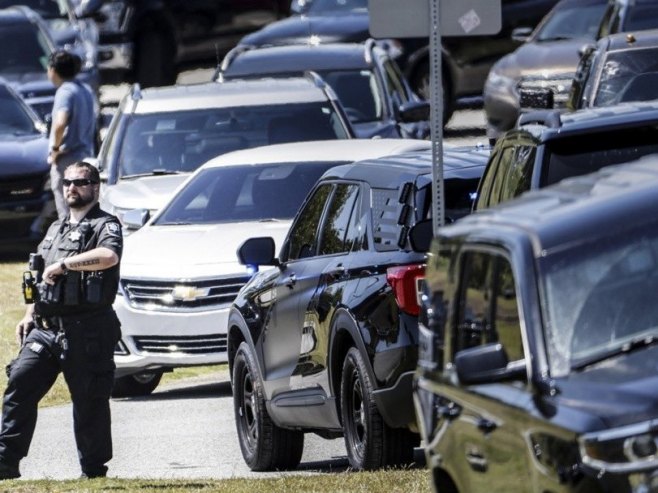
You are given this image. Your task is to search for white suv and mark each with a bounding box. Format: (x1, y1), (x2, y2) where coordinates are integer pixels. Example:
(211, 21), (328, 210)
(96, 75), (354, 231)
(112, 138), (432, 395)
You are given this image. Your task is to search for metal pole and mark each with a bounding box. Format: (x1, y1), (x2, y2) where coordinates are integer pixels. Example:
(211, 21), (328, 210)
(429, 0), (444, 235)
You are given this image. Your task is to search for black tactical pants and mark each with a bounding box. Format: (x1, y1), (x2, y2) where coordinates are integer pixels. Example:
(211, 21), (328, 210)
(0, 309), (121, 476)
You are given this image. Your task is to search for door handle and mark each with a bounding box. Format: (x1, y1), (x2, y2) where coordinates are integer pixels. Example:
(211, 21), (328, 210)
(477, 418), (497, 434)
(285, 274), (296, 289)
(327, 264), (345, 280)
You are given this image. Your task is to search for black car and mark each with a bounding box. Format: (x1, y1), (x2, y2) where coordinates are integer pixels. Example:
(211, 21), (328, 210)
(474, 102), (658, 211)
(227, 145), (489, 471)
(567, 29), (658, 110)
(0, 80), (52, 245)
(216, 41), (430, 139)
(415, 154), (658, 493)
(240, 0), (559, 123)
(75, 0), (289, 87)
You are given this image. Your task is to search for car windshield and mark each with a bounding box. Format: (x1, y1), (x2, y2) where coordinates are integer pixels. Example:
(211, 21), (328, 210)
(534, 3), (606, 42)
(116, 103), (349, 179)
(154, 162), (347, 225)
(541, 221), (658, 376)
(0, 24), (50, 73)
(0, 0), (67, 19)
(542, 125), (658, 186)
(624, 5), (658, 31)
(306, 0), (367, 13)
(0, 85), (39, 135)
(591, 48), (658, 107)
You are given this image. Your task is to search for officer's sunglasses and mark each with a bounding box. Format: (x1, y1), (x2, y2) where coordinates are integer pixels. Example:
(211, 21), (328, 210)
(62, 178), (98, 187)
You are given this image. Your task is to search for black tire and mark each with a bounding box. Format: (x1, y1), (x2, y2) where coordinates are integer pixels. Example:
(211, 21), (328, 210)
(112, 371), (163, 397)
(135, 30), (176, 88)
(233, 342), (304, 471)
(340, 347), (416, 470)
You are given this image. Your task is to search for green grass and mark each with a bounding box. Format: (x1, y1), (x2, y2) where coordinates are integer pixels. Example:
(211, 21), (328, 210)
(0, 468), (431, 492)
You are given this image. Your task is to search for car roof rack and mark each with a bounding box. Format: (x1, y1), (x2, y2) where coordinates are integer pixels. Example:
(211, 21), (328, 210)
(517, 109), (562, 128)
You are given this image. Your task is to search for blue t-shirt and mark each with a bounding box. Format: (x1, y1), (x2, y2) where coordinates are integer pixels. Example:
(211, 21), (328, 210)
(50, 80), (95, 157)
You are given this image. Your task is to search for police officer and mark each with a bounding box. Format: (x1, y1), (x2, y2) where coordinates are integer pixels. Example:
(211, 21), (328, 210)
(0, 161), (122, 479)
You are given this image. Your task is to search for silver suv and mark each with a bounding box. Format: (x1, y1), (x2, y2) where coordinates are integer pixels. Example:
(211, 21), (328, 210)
(96, 75), (354, 232)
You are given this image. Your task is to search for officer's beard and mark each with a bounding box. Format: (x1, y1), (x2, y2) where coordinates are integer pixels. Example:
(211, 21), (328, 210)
(66, 191), (95, 209)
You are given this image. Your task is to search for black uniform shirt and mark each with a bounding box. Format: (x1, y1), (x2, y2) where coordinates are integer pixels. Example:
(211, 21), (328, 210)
(35, 204), (122, 317)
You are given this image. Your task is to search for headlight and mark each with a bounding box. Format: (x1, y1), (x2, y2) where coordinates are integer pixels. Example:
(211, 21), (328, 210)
(485, 70), (515, 91)
(580, 420), (658, 474)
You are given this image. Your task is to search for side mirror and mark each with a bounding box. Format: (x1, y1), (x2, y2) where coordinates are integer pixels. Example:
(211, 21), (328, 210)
(408, 218), (433, 252)
(122, 208), (150, 230)
(578, 42), (597, 59)
(398, 100), (430, 123)
(519, 88), (554, 110)
(455, 343), (526, 385)
(238, 237), (279, 267)
(511, 27), (532, 43)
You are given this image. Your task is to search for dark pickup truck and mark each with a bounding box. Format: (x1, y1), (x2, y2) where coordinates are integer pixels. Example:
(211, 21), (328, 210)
(77, 0), (289, 87)
(415, 154), (658, 493)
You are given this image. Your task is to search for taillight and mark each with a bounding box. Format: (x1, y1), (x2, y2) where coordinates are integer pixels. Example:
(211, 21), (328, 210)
(386, 264), (425, 316)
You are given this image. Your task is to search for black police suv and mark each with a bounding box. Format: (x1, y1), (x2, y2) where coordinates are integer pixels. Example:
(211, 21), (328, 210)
(0, 80), (52, 246)
(415, 154), (658, 493)
(228, 145), (489, 471)
(475, 101), (658, 211)
(216, 41), (430, 139)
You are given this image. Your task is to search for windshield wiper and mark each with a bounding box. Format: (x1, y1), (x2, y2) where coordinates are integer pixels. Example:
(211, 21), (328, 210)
(121, 170), (182, 179)
(572, 334), (658, 370)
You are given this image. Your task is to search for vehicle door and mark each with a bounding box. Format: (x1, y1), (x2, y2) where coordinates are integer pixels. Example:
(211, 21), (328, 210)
(259, 183), (331, 386)
(296, 181), (362, 393)
(435, 248), (533, 493)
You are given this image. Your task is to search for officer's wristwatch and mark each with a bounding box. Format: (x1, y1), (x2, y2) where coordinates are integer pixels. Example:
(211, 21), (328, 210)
(59, 258), (68, 273)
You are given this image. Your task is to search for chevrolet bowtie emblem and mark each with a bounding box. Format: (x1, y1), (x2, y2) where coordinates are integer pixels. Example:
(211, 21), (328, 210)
(169, 285), (210, 302)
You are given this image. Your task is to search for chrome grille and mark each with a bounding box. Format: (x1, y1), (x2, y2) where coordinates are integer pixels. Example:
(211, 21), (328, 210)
(518, 74), (574, 108)
(133, 334), (227, 354)
(121, 276), (251, 311)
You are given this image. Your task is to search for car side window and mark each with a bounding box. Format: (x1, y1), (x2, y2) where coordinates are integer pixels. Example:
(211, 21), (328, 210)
(382, 60), (410, 105)
(318, 184), (360, 256)
(500, 145), (535, 202)
(488, 145), (517, 206)
(287, 184), (333, 261)
(456, 250), (524, 362)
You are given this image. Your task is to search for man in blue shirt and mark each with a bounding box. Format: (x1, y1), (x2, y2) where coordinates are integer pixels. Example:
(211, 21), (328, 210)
(47, 50), (96, 220)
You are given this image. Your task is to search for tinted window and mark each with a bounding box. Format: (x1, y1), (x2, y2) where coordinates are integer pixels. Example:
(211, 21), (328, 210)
(321, 69), (382, 123)
(115, 103), (348, 179)
(287, 184), (332, 261)
(0, 0), (66, 18)
(623, 5), (658, 31)
(318, 184), (359, 255)
(382, 60), (410, 105)
(456, 251), (524, 362)
(307, 0), (367, 13)
(0, 24), (50, 73)
(0, 85), (38, 135)
(543, 126), (658, 186)
(371, 187), (401, 251)
(154, 162), (341, 225)
(499, 145), (535, 202)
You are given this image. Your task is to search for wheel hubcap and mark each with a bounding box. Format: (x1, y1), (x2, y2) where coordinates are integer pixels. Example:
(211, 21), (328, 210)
(240, 369), (258, 449)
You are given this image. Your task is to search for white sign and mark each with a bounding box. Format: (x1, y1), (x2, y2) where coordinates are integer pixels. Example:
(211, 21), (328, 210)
(369, 0), (501, 38)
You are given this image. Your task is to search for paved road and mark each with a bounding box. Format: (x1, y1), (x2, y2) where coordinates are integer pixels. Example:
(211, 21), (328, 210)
(16, 68), (485, 481)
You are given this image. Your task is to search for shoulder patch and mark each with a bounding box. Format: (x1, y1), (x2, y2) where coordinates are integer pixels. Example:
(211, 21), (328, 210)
(105, 222), (121, 237)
